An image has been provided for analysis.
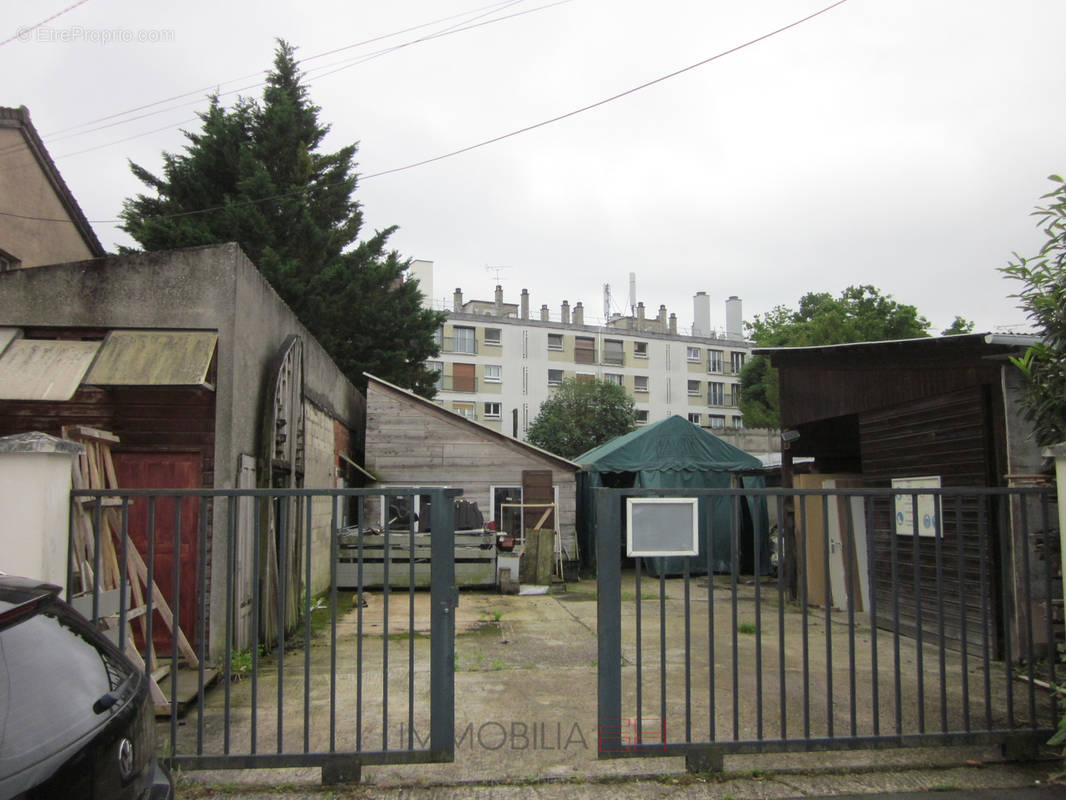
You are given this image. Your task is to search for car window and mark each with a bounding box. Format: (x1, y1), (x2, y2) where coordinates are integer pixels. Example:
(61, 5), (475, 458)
(0, 605), (132, 773)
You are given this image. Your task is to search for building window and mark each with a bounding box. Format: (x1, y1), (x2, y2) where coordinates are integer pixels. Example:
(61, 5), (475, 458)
(575, 372), (595, 383)
(604, 339), (624, 366)
(547, 333), (563, 351)
(493, 486), (523, 535)
(574, 336), (595, 364)
(634, 375), (649, 393)
(434, 325), (444, 349)
(730, 351), (745, 374)
(604, 373), (623, 386)
(484, 327), (502, 346)
(484, 402), (502, 419)
(708, 381), (724, 406)
(688, 413), (701, 425)
(427, 360), (443, 390)
(453, 401), (475, 419)
(634, 341), (648, 359)
(709, 414), (726, 429)
(453, 326), (476, 354)
(707, 349), (723, 373)
(687, 379), (701, 396)
(635, 409), (649, 425)
(547, 369), (564, 386)
(452, 363), (476, 392)
(732, 416), (744, 429)
(484, 364), (502, 383)
(686, 346), (701, 362)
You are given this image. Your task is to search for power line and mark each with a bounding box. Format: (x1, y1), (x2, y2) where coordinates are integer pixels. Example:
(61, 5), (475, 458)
(0, 0), (92, 48)
(3, 0), (850, 227)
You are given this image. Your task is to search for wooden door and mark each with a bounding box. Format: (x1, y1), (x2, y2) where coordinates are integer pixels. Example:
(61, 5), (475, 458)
(112, 451), (202, 652)
(522, 470), (555, 531)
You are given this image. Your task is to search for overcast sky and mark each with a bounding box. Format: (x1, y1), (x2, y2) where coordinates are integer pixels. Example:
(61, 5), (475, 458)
(5, 0), (1064, 335)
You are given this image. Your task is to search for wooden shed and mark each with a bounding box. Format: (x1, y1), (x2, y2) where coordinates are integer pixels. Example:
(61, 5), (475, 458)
(761, 333), (1057, 658)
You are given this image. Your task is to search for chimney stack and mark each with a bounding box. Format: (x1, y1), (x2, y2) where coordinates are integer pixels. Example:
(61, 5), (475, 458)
(636, 301), (646, 329)
(573, 301), (584, 327)
(540, 304), (549, 321)
(453, 288), (463, 313)
(494, 285), (504, 316)
(657, 304), (667, 331)
(725, 296), (743, 339)
(521, 289), (529, 320)
(693, 291), (711, 337)
(669, 312), (677, 335)
(561, 300), (571, 325)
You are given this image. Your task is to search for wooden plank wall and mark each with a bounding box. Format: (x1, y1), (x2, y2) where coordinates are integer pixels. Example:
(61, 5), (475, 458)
(859, 387), (1001, 655)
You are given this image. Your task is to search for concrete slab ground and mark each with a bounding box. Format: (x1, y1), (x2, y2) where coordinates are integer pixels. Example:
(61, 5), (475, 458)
(172, 574), (1061, 797)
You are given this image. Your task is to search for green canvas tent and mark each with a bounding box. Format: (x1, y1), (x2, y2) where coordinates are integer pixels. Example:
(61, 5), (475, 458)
(575, 415), (769, 576)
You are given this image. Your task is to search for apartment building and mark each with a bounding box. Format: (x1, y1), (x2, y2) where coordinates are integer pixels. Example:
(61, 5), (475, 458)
(415, 264), (753, 440)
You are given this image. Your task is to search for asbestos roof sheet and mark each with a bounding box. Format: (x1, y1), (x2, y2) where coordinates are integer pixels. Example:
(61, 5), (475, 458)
(0, 328), (20, 356)
(84, 330), (217, 387)
(0, 338), (101, 401)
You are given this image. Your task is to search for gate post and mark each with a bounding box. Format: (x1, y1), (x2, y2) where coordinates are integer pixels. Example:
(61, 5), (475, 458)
(1047, 444), (1066, 615)
(430, 488), (458, 762)
(596, 487), (623, 757)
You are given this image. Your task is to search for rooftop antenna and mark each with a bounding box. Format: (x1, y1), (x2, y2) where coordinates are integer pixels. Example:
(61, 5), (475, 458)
(485, 264), (511, 284)
(603, 283), (611, 321)
(629, 272), (636, 315)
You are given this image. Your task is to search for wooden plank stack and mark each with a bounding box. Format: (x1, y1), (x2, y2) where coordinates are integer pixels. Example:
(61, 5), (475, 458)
(63, 425), (199, 712)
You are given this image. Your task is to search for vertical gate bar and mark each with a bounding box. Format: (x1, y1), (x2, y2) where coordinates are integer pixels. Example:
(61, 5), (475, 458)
(251, 496), (261, 754)
(707, 498), (716, 741)
(304, 496), (313, 753)
(277, 495), (288, 754)
(844, 495), (856, 737)
(910, 494), (925, 734)
(934, 495), (947, 734)
(799, 495), (810, 739)
(170, 500), (182, 758)
(146, 498), (156, 680)
(998, 495), (1015, 730)
(754, 491), (763, 741)
(217, 497), (229, 755)
(356, 496), (365, 751)
(890, 496), (902, 736)
(66, 494), (76, 602)
(954, 496), (970, 733)
(865, 497), (879, 737)
(683, 559), (691, 742)
(409, 504), (416, 750)
(119, 500), (130, 660)
(659, 569), (667, 735)
(596, 487), (623, 755)
(429, 489), (456, 762)
(776, 494), (786, 741)
(978, 497), (992, 731)
(1041, 494), (1056, 722)
(635, 554), (643, 743)
(731, 494), (739, 741)
(329, 496), (339, 752)
(92, 499), (102, 622)
(1019, 498), (1037, 729)
(822, 495), (833, 739)
(382, 510), (391, 750)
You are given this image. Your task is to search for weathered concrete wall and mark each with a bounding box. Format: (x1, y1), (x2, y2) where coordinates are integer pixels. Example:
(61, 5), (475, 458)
(0, 126), (97, 268)
(365, 379), (578, 556)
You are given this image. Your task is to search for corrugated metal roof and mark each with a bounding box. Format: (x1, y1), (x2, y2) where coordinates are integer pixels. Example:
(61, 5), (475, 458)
(0, 339), (101, 401)
(84, 330), (217, 387)
(0, 328), (20, 356)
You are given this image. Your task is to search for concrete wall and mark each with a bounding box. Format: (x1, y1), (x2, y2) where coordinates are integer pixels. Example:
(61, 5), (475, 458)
(365, 379), (579, 556)
(0, 127), (98, 268)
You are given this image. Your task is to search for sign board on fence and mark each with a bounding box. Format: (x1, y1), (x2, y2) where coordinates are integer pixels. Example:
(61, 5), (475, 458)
(891, 475), (941, 537)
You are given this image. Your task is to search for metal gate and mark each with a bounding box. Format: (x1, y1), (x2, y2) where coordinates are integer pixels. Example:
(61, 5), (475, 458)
(69, 486), (459, 784)
(595, 485), (1061, 770)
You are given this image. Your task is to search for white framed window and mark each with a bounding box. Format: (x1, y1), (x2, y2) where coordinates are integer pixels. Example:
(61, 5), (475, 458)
(732, 416), (744, 429)
(687, 379), (701, 396)
(484, 402), (502, 419)
(708, 381), (724, 405)
(686, 346), (701, 362)
(484, 364), (502, 383)
(380, 490), (433, 530)
(604, 339), (624, 366)
(635, 409), (649, 424)
(709, 414), (726, 429)
(453, 401), (475, 419)
(484, 327), (502, 345)
(730, 351), (746, 374)
(688, 413), (701, 425)
(634, 375), (649, 393)
(604, 373), (623, 386)
(547, 333), (563, 351)
(427, 360), (443, 389)
(707, 349), (723, 373)
(453, 326), (476, 354)
(634, 341), (648, 359)
(547, 369), (564, 386)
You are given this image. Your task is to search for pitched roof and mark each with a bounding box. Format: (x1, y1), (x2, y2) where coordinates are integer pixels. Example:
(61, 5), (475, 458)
(0, 106), (105, 258)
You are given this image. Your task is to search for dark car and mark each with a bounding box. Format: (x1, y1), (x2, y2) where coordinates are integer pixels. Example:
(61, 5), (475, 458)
(0, 576), (173, 799)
